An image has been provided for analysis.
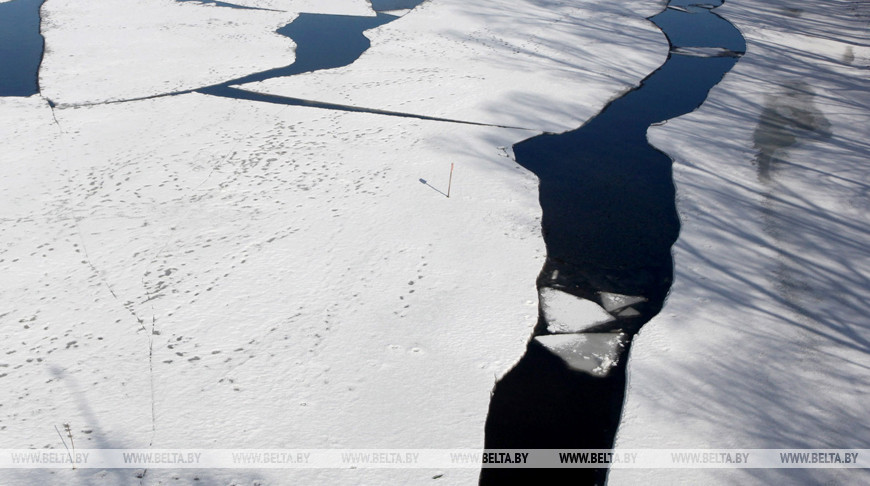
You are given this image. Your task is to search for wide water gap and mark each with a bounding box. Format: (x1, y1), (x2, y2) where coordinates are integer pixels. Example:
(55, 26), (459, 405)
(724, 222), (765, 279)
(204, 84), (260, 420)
(0, 0), (45, 97)
(480, 2), (744, 485)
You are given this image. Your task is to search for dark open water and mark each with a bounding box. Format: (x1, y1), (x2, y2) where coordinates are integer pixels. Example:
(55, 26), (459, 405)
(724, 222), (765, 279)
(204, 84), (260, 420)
(480, 2), (745, 484)
(0, 0), (45, 97)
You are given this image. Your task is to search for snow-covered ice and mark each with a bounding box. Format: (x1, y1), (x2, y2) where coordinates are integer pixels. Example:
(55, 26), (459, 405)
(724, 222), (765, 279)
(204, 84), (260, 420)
(0, 91), (547, 484)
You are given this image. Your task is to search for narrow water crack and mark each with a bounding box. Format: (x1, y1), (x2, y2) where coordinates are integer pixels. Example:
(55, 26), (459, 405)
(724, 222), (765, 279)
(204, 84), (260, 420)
(76, 217), (157, 482)
(42, 96), (62, 131)
(196, 85), (543, 131)
(175, 0), (286, 13)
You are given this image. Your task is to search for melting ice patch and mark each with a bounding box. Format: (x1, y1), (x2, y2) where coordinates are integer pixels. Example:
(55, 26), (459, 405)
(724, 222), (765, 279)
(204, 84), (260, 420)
(534, 333), (627, 377)
(541, 288), (614, 333)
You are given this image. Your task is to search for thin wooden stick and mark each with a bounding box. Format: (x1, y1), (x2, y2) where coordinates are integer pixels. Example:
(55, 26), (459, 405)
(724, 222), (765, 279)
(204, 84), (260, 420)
(55, 425), (74, 468)
(447, 163), (454, 198)
(64, 423), (77, 470)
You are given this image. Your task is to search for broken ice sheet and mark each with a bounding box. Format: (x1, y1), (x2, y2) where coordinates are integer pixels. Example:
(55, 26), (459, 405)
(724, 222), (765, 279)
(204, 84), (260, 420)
(534, 333), (628, 377)
(541, 288), (615, 333)
(598, 291), (647, 313)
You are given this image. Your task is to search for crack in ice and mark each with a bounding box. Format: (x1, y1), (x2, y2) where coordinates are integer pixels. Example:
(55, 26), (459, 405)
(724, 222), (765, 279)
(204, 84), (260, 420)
(481, 1), (746, 483)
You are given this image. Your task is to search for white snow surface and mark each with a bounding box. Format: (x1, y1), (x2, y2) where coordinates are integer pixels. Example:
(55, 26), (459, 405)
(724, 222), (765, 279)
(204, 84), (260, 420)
(612, 0), (870, 484)
(541, 288), (614, 333)
(2, 0), (671, 484)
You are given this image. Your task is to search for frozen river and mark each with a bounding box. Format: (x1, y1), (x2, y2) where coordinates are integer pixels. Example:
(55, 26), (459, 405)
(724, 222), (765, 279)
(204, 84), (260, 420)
(7, 1), (864, 485)
(0, 4), (741, 484)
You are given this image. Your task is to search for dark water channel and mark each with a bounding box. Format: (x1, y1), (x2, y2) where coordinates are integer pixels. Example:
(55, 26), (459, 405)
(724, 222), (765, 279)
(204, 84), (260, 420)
(194, 2), (426, 103)
(480, 2), (744, 485)
(199, 12), (399, 98)
(0, 0), (45, 97)
(195, 0), (520, 128)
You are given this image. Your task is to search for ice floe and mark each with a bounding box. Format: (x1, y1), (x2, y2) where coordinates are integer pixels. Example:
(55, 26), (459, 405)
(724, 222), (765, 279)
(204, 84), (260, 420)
(535, 333), (628, 377)
(541, 288), (615, 333)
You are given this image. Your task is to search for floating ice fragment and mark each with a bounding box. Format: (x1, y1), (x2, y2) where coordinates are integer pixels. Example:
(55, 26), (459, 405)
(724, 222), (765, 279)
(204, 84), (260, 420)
(541, 288), (614, 333)
(598, 292), (647, 313)
(616, 307), (642, 318)
(534, 333), (627, 377)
